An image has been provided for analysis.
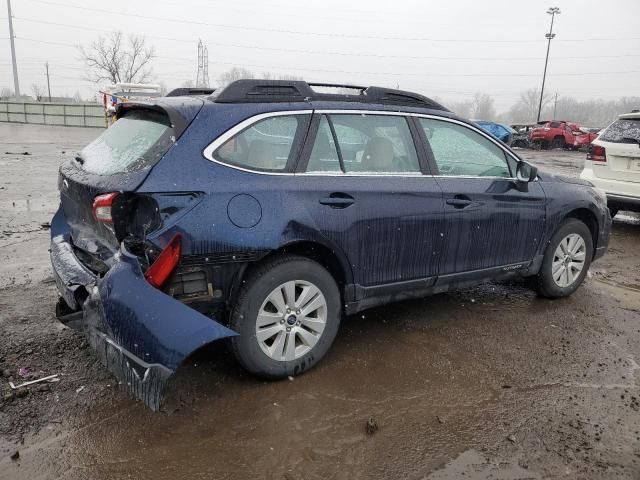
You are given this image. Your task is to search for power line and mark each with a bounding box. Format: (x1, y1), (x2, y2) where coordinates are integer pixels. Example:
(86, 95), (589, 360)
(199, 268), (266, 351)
(22, 0), (640, 43)
(13, 17), (640, 62)
(13, 37), (640, 79)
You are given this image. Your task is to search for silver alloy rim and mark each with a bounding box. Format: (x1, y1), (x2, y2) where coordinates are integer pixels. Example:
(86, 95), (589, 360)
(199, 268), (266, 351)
(255, 280), (327, 361)
(552, 233), (586, 288)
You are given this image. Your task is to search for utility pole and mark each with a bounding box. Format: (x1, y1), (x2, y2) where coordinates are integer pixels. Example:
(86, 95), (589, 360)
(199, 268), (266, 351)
(536, 7), (560, 123)
(45, 62), (51, 102)
(7, 0), (20, 97)
(553, 92), (558, 120)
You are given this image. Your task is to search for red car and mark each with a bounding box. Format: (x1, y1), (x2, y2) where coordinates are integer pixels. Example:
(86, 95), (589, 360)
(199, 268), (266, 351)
(530, 121), (598, 149)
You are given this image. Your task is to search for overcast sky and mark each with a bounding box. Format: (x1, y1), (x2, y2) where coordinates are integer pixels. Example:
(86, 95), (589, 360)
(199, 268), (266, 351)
(2, 0), (639, 111)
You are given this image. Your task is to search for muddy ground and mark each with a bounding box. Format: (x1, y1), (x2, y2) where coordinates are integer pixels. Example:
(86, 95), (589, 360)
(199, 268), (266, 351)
(0, 123), (639, 479)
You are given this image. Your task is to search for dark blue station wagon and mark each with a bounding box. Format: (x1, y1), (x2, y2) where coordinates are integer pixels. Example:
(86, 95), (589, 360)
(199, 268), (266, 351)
(51, 80), (611, 408)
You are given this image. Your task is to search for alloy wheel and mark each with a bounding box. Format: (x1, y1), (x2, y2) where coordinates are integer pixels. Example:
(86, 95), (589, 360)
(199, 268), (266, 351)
(255, 280), (327, 361)
(551, 233), (587, 288)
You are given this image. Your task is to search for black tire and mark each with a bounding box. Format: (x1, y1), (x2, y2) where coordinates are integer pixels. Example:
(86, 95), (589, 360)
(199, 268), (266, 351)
(551, 136), (565, 149)
(536, 219), (593, 298)
(229, 255), (341, 379)
(609, 207), (618, 219)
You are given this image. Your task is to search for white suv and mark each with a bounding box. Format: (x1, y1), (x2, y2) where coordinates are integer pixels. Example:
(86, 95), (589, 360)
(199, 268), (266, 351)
(580, 111), (640, 217)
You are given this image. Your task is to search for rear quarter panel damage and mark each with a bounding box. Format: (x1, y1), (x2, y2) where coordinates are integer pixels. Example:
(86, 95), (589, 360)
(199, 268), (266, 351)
(82, 247), (236, 409)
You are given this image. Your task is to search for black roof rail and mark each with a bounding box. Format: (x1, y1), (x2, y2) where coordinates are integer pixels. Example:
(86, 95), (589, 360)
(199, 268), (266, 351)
(166, 87), (216, 97)
(211, 79), (448, 111)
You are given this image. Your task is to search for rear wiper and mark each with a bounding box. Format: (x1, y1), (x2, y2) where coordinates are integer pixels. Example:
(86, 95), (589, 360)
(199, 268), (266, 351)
(74, 153), (85, 165)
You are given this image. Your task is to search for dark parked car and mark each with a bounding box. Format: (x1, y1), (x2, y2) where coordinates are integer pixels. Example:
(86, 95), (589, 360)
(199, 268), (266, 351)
(51, 80), (611, 409)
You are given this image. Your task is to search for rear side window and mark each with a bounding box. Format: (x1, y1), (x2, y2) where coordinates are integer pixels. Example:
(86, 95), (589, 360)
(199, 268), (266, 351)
(599, 119), (640, 143)
(420, 118), (511, 178)
(80, 109), (173, 175)
(306, 114), (420, 174)
(214, 115), (309, 172)
(549, 122), (561, 128)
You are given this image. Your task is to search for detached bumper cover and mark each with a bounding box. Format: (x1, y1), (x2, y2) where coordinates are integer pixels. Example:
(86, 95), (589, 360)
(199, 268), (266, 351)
(50, 207), (237, 410)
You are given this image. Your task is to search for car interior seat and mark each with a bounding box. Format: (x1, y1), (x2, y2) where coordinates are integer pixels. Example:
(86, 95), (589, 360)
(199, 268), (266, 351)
(248, 140), (279, 169)
(361, 137), (395, 172)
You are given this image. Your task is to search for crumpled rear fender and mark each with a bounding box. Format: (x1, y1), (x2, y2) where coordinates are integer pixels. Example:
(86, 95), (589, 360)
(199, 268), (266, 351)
(82, 247), (237, 410)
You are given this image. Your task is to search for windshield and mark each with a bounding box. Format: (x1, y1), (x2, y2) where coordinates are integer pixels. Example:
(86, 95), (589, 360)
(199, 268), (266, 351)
(599, 118), (640, 144)
(80, 109), (173, 175)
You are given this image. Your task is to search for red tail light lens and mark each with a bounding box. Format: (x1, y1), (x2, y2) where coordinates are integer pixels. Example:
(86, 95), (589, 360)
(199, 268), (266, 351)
(145, 234), (182, 289)
(92, 192), (119, 223)
(587, 144), (606, 162)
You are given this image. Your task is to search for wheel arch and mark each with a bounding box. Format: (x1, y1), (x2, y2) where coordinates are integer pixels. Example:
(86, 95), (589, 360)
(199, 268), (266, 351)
(227, 240), (354, 313)
(564, 208), (599, 257)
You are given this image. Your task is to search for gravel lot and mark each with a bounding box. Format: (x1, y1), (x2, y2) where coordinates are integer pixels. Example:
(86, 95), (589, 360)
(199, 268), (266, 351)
(1, 123), (639, 479)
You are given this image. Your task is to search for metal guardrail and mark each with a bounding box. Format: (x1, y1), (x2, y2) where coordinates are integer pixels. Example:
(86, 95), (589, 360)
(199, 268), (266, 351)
(0, 101), (106, 128)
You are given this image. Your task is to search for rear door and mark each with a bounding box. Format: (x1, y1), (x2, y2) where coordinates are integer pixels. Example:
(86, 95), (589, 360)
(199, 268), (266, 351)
(417, 117), (546, 276)
(295, 112), (445, 288)
(592, 118), (640, 184)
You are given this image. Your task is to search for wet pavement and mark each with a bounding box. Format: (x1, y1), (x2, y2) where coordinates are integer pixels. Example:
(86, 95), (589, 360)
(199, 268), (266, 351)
(1, 124), (639, 479)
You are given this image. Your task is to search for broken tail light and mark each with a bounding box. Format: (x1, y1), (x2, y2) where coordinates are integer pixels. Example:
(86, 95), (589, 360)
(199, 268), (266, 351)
(587, 144), (606, 162)
(92, 192), (119, 223)
(145, 233), (182, 289)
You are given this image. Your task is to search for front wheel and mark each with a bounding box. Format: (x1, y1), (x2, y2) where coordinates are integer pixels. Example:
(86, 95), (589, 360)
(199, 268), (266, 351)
(536, 219), (593, 298)
(230, 255), (341, 379)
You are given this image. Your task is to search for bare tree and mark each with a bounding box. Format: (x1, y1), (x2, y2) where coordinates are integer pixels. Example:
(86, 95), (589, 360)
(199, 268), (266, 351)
(218, 67), (255, 86)
(449, 99), (473, 118)
(30, 84), (45, 101)
(79, 32), (155, 84)
(0, 87), (14, 99)
(508, 88), (552, 123)
(470, 93), (496, 120)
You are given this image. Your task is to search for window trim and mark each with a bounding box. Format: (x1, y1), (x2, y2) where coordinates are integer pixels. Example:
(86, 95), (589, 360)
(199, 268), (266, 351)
(202, 109), (522, 179)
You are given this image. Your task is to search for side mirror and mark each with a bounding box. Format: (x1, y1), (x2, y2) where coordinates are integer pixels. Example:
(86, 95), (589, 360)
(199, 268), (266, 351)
(515, 161), (537, 192)
(516, 161), (537, 182)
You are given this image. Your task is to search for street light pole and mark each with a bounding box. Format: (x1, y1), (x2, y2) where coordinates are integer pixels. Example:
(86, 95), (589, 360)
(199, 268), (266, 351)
(45, 62), (52, 102)
(6, 0), (20, 97)
(536, 7), (560, 123)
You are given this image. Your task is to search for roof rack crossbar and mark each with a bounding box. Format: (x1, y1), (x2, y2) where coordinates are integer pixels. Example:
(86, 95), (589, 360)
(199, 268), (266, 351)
(211, 79), (448, 111)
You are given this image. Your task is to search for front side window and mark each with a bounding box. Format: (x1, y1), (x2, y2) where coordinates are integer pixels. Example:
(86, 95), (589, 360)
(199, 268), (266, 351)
(599, 118), (640, 144)
(214, 114), (308, 171)
(419, 118), (511, 178)
(306, 114), (420, 174)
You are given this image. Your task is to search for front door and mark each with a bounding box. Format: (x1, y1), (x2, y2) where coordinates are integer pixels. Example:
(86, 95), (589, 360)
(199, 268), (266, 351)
(416, 117), (546, 276)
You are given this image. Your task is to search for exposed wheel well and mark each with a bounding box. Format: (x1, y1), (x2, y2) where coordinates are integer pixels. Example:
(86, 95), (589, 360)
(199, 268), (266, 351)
(565, 208), (599, 255)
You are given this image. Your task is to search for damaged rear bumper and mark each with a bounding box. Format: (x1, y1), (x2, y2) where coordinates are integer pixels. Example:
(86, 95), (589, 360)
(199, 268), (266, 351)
(50, 207), (237, 410)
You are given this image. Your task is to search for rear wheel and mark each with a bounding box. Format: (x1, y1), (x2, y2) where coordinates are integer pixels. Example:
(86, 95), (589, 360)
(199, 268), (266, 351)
(536, 219), (593, 298)
(230, 255), (341, 379)
(551, 136), (565, 149)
